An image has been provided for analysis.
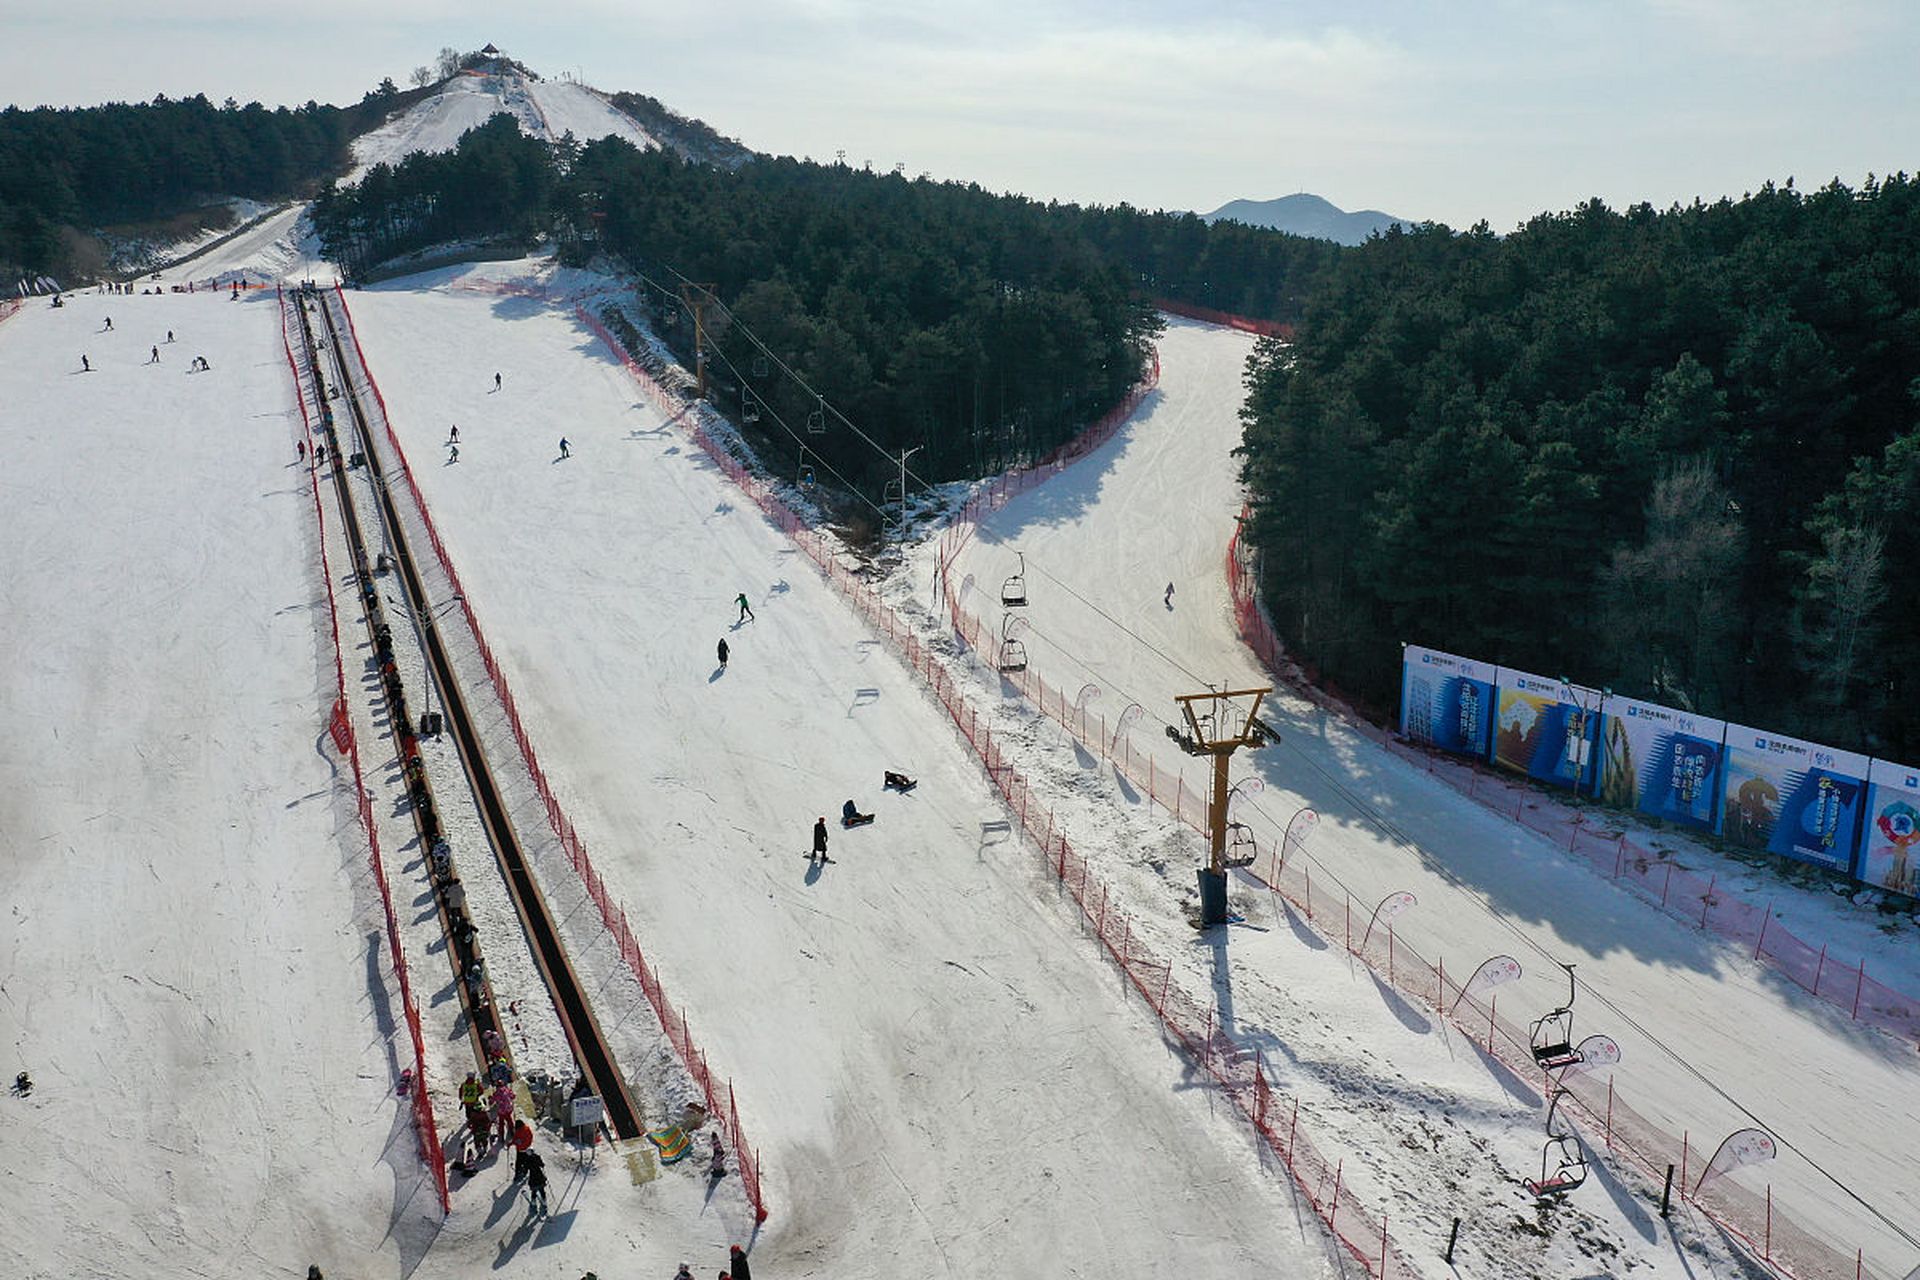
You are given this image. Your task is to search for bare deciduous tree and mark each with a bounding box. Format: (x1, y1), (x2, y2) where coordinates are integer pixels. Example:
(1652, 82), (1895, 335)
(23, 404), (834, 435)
(410, 66), (433, 89)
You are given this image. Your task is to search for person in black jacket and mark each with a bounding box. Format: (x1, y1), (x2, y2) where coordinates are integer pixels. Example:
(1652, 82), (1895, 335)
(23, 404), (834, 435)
(729, 1244), (752, 1280)
(811, 817), (829, 861)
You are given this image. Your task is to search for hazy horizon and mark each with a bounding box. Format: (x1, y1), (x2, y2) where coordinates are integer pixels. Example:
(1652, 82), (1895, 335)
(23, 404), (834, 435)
(4, 1), (1916, 232)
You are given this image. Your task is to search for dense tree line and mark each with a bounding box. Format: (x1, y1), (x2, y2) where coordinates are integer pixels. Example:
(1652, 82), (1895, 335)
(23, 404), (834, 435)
(315, 128), (1169, 496)
(0, 80), (435, 282)
(1238, 178), (1920, 759)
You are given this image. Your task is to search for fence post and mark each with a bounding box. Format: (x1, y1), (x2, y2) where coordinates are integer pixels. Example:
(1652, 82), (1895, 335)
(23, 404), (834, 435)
(1605, 1078), (1614, 1151)
(1488, 995), (1497, 1054)
(1388, 925), (1395, 985)
(1765, 1185), (1772, 1260)
(1853, 959), (1866, 1020)
(1680, 1131), (1688, 1199)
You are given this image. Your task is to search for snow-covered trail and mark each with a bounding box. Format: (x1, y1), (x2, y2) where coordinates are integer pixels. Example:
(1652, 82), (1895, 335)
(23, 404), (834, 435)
(937, 316), (1920, 1274)
(0, 293), (417, 1275)
(338, 272), (1348, 1279)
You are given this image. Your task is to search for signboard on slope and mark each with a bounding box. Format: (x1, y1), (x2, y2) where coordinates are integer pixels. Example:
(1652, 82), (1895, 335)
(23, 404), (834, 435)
(1400, 644), (1495, 760)
(1858, 757), (1920, 894)
(1596, 694), (1725, 832)
(1719, 726), (1869, 872)
(1491, 668), (1603, 792)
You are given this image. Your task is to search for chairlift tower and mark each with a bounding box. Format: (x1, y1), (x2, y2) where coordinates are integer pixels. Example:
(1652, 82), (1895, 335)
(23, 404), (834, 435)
(677, 282), (717, 400)
(1166, 686), (1277, 926)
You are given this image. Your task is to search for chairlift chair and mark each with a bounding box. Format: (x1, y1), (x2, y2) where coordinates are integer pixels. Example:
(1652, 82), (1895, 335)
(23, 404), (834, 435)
(1526, 1132), (1589, 1199)
(806, 397), (826, 435)
(742, 391), (760, 425)
(752, 355), (769, 379)
(998, 612), (1028, 673)
(796, 447), (816, 489)
(1001, 552), (1028, 608)
(1224, 822), (1257, 869)
(1530, 963), (1586, 1072)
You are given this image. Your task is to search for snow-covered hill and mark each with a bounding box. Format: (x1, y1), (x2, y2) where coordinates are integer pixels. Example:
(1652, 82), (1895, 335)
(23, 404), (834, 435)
(349, 72), (657, 181)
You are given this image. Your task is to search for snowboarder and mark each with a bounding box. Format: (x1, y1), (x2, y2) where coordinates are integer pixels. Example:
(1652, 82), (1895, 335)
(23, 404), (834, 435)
(511, 1119), (535, 1181)
(80, 355), (89, 372)
(811, 817), (830, 862)
(883, 771), (917, 791)
(315, 443), (326, 463)
(717, 638), (729, 667)
(675, 1265), (695, 1280)
(192, 355), (211, 371)
(707, 1132), (726, 1181)
(149, 345), (159, 364)
(447, 425), (459, 444)
(841, 799), (874, 827)
(297, 440), (308, 461)
(165, 329), (174, 343)
(1165, 581), (1175, 610)
(449, 444), (460, 464)
(307, 1268), (323, 1280)
(11, 1071), (30, 1097)
(729, 1245), (752, 1280)
(735, 593), (754, 623)
(524, 1150), (549, 1216)
(103, 316), (112, 331)
(559, 437), (570, 458)
(493, 372), (502, 391)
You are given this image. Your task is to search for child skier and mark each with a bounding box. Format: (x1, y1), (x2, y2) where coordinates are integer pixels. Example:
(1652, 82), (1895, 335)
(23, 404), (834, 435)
(491, 1081), (515, 1144)
(511, 1119), (535, 1181)
(735, 593), (754, 623)
(524, 1150), (549, 1216)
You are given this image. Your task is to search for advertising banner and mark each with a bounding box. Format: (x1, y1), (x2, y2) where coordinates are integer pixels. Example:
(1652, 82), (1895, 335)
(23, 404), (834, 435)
(1491, 668), (1603, 791)
(1400, 644), (1495, 760)
(1719, 726), (1869, 871)
(1596, 695), (1725, 832)
(1858, 757), (1920, 894)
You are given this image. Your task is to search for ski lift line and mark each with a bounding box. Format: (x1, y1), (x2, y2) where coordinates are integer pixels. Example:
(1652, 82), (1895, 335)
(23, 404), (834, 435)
(644, 262), (942, 494)
(616, 275), (893, 522)
(971, 559), (1915, 1246)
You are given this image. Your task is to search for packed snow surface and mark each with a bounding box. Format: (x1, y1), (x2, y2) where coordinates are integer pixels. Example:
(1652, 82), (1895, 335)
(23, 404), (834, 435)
(5, 256), (1916, 1280)
(349, 73), (655, 182)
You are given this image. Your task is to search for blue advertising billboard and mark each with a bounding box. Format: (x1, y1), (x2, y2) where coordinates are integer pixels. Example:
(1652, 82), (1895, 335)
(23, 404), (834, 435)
(1400, 644), (1495, 760)
(1491, 668), (1603, 792)
(1597, 695), (1725, 832)
(1720, 726), (1869, 872)
(1858, 758), (1920, 894)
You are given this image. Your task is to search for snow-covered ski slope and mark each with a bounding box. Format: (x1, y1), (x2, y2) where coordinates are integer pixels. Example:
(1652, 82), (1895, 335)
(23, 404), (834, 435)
(0, 293), (419, 1274)
(932, 316), (1920, 1276)
(349, 73), (655, 182)
(337, 269), (1348, 1278)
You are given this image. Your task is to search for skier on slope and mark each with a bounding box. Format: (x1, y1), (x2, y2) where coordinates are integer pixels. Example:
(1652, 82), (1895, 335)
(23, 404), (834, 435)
(491, 1081), (515, 1143)
(80, 355), (89, 372)
(149, 345), (159, 364)
(811, 817), (829, 862)
(511, 1118), (536, 1181)
(524, 1150), (550, 1216)
(728, 1245), (752, 1280)
(735, 593), (754, 623)
(448, 425), (459, 444)
(493, 372), (502, 391)
(559, 437), (570, 459)
(1165, 581), (1175, 610)
(717, 638), (729, 667)
(449, 444), (460, 464)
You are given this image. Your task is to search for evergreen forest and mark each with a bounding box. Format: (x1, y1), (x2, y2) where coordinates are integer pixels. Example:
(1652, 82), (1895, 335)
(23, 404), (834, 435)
(1237, 179), (1920, 761)
(0, 81), (431, 281)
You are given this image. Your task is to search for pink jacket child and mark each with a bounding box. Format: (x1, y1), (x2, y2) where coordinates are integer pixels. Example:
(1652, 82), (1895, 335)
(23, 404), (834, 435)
(491, 1083), (515, 1141)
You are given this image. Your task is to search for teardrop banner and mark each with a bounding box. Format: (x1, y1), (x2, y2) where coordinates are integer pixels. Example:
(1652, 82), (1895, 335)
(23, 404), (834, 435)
(1110, 702), (1144, 752)
(1695, 1127), (1777, 1196)
(1361, 890), (1417, 951)
(1278, 806), (1319, 874)
(1451, 953), (1522, 1015)
(1562, 1034), (1621, 1078)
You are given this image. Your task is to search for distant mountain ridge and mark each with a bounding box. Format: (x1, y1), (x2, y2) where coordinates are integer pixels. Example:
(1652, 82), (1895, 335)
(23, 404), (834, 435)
(1201, 193), (1410, 246)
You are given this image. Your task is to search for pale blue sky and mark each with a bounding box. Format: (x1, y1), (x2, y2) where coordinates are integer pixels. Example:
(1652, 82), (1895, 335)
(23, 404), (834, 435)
(5, 0), (1916, 230)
